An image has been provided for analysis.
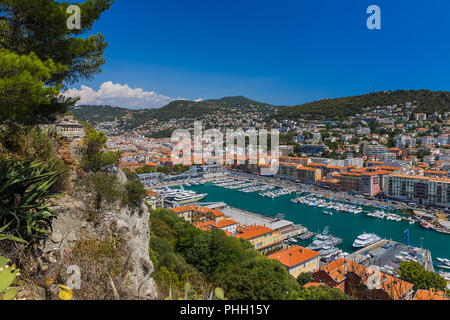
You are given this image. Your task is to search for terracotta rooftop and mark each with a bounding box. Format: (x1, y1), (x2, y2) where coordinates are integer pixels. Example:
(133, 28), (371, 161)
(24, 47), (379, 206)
(215, 219), (239, 229)
(318, 259), (414, 300)
(234, 225), (274, 240)
(268, 245), (320, 268)
(413, 289), (448, 301)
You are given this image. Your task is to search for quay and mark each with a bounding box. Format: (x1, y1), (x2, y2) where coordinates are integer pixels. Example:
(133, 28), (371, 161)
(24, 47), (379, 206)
(347, 239), (434, 273)
(202, 202), (308, 241)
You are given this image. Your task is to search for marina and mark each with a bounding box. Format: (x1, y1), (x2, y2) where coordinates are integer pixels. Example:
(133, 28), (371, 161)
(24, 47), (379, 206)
(185, 179), (450, 269)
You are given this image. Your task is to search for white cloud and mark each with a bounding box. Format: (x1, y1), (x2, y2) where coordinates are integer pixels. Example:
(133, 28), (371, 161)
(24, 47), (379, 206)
(63, 81), (183, 109)
(194, 98), (203, 102)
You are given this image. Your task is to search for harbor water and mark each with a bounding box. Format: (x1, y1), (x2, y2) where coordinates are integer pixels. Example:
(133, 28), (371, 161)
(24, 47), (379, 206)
(186, 183), (450, 265)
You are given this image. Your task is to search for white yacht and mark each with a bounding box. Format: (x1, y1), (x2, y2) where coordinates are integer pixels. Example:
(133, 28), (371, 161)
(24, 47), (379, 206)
(157, 187), (207, 207)
(352, 233), (382, 249)
(437, 258), (450, 266)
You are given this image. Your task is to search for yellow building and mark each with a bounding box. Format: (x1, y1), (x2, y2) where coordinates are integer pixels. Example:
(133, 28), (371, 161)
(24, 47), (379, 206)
(145, 190), (164, 210)
(234, 225), (283, 254)
(268, 245), (320, 278)
(297, 165), (322, 184)
(170, 205), (225, 224)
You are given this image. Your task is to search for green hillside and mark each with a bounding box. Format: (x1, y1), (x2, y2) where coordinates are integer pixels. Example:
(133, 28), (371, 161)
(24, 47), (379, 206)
(275, 89), (450, 120)
(70, 96), (277, 128)
(70, 105), (131, 122)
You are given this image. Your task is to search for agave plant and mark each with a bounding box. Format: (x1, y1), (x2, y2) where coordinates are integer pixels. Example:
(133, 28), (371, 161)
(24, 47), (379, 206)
(0, 256), (20, 300)
(0, 160), (64, 245)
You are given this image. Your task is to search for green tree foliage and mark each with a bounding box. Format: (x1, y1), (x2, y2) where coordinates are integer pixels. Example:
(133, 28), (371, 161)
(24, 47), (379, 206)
(398, 261), (447, 292)
(79, 125), (121, 172)
(297, 285), (353, 300)
(296, 272), (312, 286)
(0, 0), (113, 124)
(156, 166), (171, 175)
(214, 255), (300, 300)
(122, 176), (147, 211)
(280, 130), (297, 145)
(0, 126), (55, 162)
(82, 172), (122, 212)
(0, 49), (74, 124)
(275, 90), (450, 120)
(172, 164), (189, 175)
(150, 209), (302, 300)
(320, 130), (330, 139)
(0, 0), (114, 85)
(135, 165), (156, 174)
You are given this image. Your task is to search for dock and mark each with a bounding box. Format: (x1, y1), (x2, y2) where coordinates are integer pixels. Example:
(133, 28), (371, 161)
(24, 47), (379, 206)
(347, 239), (434, 274)
(203, 203), (308, 241)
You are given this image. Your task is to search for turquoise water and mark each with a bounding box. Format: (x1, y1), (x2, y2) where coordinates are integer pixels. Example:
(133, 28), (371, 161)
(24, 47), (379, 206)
(187, 183), (450, 264)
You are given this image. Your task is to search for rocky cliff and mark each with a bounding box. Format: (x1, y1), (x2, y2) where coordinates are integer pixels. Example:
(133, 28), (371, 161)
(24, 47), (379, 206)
(21, 138), (159, 300)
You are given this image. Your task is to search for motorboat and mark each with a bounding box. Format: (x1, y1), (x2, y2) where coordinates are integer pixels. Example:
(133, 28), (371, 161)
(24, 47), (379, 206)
(352, 233), (382, 249)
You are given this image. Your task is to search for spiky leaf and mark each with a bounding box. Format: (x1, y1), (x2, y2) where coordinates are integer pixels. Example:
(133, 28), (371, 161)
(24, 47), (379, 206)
(1, 287), (18, 300)
(214, 287), (225, 300)
(0, 267), (17, 293)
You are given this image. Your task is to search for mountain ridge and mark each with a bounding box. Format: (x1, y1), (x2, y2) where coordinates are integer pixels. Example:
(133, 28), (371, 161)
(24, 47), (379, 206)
(274, 89), (450, 120)
(70, 96), (278, 128)
(70, 90), (450, 128)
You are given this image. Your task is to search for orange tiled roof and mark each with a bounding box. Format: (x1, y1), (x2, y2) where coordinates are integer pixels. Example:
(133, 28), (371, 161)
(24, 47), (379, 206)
(234, 225), (274, 240)
(171, 205), (196, 213)
(389, 174), (450, 183)
(297, 165), (320, 171)
(195, 220), (215, 230)
(215, 219), (239, 228)
(318, 259), (414, 300)
(268, 245), (320, 268)
(413, 290), (448, 301)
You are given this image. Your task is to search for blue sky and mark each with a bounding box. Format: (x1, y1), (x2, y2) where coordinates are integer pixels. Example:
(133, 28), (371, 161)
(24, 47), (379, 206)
(66, 0), (450, 108)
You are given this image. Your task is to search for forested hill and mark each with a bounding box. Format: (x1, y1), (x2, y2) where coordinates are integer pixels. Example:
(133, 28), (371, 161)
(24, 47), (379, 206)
(70, 96), (277, 128)
(274, 89), (450, 120)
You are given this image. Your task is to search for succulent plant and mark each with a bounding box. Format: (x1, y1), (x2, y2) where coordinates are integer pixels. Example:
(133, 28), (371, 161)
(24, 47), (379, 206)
(0, 256), (20, 300)
(214, 287), (225, 300)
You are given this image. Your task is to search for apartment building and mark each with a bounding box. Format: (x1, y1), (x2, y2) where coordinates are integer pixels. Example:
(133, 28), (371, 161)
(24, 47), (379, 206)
(339, 169), (388, 196)
(396, 135), (416, 149)
(214, 219), (239, 235)
(279, 156), (311, 166)
(234, 225), (283, 253)
(268, 245), (320, 278)
(339, 172), (362, 194)
(415, 113), (427, 121)
(363, 144), (388, 157)
(384, 174), (450, 208)
(278, 162), (299, 181)
(296, 166), (322, 184)
(145, 190), (164, 210)
(171, 205), (225, 224)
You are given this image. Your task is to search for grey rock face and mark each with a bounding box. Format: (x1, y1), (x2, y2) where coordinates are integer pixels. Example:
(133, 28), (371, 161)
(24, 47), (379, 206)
(42, 187), (158, 300)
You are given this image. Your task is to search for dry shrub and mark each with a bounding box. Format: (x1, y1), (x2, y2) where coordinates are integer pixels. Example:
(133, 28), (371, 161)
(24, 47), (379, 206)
(60, 235), (133, 300)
